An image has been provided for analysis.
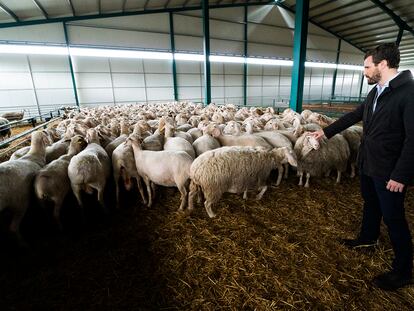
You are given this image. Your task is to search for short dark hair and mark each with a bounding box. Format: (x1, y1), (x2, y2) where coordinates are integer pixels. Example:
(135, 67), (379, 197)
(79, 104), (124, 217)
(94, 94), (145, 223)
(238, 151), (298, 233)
(364, 43), (400, 69)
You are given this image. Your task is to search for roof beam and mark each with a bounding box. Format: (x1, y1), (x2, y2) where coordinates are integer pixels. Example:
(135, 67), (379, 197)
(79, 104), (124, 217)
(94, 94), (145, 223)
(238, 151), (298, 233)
(319, 5), (377, 24)
(0, 1), (19, 21)
(329, 10), (383, 29)
(0, 1), (273, 29)
(309, 0), (335, 12)
(311, 0), (361, 20)
(338, 21), (395, 36)
(32, 0), (49, 19)
(277, 2), (364, 52)
(369, 0), (411, 31)
(66, 0), (76, 16)
(122, 0), (127, 12)
(354, 33), (399, 45)
(97, 0), (101, 14)
(347, 25), (399, 41)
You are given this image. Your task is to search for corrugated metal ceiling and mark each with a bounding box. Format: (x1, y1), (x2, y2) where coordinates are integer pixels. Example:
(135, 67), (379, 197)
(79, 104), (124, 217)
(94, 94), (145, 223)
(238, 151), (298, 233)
(0, 0), (413, 65)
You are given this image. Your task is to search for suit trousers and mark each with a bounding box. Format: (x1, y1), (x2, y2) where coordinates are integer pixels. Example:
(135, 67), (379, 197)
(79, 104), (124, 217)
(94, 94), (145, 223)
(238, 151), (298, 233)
(359, 173), (413, 277)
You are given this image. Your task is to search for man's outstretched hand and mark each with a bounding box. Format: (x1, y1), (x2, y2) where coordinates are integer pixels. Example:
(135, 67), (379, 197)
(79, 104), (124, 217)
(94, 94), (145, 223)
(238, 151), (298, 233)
(309, 129), (326, 141)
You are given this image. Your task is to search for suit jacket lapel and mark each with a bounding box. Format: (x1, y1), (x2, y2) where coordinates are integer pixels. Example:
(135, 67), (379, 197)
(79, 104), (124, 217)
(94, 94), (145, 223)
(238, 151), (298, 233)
(370, 87), (391, 122)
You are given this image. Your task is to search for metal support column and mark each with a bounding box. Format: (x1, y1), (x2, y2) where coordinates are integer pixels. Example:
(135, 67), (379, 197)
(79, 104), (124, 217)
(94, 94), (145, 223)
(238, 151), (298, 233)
(26, 55), (42, 117)
(202, 0), (211, 105)
(63, 22), (80, 109)
(289, 0), (309, 113)
(169, 12), (178, 101)
(396, 27), (404, 46)
(243, 5), (248, 106)
(358, 72), (364, 102)
(330, 39), (341, 101)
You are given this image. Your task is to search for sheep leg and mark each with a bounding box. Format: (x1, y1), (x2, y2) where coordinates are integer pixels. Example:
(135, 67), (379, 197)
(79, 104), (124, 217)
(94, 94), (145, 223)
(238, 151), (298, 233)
(350, 163), (356, 178)
(72, 184), (86, 224)
(97, 187), (109, 215)
(188, 181), (198, 211)
(204, 200), (216, 218)
(115, 178), (121, 209)
(298, 172), (303, 186)
(143, 176), (153, 207)
(135, 176), (147, 205)
(243, 191), (248, 200)
(276, 165), (283, 186)
(283, 163), (289, 179)
(304, 173), (311, 188)
(336, 170), (342, 184)
(255, 185), (268, 200)
(151, 182), (156, 201)
(178, 184), (188, 211)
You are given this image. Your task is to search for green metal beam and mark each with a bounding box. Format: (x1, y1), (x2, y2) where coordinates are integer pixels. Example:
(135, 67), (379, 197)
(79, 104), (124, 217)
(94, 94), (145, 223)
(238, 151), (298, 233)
(32, 0), (49, 19)
(66, 0), (76, 17)
(340, 22), (396, 38)
(122, 0), (127, 12)
(330, 39), (341, 100)
(169, 12), (178, 101)
(369, 0), (411, 31)
(63, 23), (80, 109)
(396, 28), (404, 46)
(202, 0), (211, 105)
(243, 4), (248, 106)
(0, 1), (273, 29)
(0, 2), (19, 21)
(289, 0), (309, 113)
(348, 26), (398, 41)
(328, 9), (382, 29)
(98, 0), (101, 15)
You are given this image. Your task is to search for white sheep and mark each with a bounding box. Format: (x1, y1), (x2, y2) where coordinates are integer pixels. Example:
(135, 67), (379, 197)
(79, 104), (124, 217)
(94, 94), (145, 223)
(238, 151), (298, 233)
(188, 146), (297, 218)
(294, 133), (350, 187)
(192, 123), (221, 157)
(34, 135), (87, 228)
(68, 128), (111, 213)
(126, 134), (193, 210)
(0, 131), (50, 239)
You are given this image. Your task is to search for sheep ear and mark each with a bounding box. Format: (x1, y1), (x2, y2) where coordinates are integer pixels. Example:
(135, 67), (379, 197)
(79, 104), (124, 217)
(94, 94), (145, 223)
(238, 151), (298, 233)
(212, 128), (221, 138)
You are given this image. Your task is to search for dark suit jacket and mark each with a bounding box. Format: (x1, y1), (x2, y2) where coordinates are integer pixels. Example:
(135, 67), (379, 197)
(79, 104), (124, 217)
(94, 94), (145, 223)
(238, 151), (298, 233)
(323, 70), (414, 184)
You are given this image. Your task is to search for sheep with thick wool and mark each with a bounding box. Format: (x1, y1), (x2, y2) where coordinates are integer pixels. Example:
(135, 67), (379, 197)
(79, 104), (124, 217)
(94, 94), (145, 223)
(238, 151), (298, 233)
(188, 146), (297, 218)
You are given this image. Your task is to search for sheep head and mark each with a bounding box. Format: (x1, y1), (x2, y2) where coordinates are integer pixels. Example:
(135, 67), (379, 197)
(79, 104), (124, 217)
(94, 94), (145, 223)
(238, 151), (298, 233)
(68, 135), (87, 154)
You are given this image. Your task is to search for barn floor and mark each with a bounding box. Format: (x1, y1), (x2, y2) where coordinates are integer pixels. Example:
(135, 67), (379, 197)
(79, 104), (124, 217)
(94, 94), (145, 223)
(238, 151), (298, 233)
(0, 175), (414, 310)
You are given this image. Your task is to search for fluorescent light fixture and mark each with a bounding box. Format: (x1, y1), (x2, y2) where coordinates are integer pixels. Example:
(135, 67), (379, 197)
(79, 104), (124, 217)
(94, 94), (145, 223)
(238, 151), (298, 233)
(69, 47), (172, 60)
(0, 44), (68, 55)
(305, 62), (337, 69)
(210, 55), (245, 63)
(337, 64), (363, 70)
(247, 58), (293, 66)
(0, 43), (364, 70)
(174, 53), (204, 61)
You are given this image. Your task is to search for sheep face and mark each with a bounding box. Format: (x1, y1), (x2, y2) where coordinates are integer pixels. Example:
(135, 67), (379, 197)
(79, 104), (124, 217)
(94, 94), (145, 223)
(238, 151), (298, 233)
(69, 135), (87, 153)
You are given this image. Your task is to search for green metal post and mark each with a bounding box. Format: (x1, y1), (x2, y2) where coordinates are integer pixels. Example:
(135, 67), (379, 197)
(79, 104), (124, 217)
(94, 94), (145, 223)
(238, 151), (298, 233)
(202, 0), (211, 105)
(358, 73), (364, 102)
(63, 22), (80, 109)
(243, 5), (248, 106)
(289, 0), (309, 113)
(396, 27), (404, 46)
(330, 39), (341, 101)
(169, 12), (178, 101)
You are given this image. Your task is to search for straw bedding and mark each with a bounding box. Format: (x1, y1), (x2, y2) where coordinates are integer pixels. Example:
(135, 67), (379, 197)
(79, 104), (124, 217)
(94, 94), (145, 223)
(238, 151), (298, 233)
(0, 174), (413, 310)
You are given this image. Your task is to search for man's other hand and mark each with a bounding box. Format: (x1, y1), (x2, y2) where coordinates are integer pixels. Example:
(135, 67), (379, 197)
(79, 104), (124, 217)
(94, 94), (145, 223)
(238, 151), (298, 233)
(386, 180), (405, 192)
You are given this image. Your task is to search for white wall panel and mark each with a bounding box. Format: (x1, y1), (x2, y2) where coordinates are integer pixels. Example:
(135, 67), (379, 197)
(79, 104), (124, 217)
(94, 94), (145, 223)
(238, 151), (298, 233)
(75, 13), (170, 33)
(178, 87), (202, 100)
(263, 86), (277, 97)
(224, 63), (244, 74)
(248, 43), (293, 58)
(176, 61), (201, 74)
(0, 90), (36, 107)
(75, 73), (112, 88)
(174, 15), (203, 37)
(248, 87), (261, 97)
(174, 35), (203, 52)
(247, 76), (262, 86)
(32, 72), (72, 89)
(224, 75), (243, 86)
(110, 59), (143, 73)
(210, 19), (244, 41)
(0, 55), (28, 72)
(0, 23), (64, 43)
(249, 24), (293, 46)
(177, 74), (201, 87)
(306, 50), (337, 62)
(36, 89), (75, 106)
(147, 88), (174, 101)
(145, 74), (173, 87)
(263, 76), (278, 86)
(29, 55), (69, 72)
(226, 86), (243, 97)
(143, 60), (172, 73)
(211, 75), (224, 86)
(68, 25), (170, 50)
(210, 39), (244, 55)
(340, 52), (364, 65)
(210, 7), (244, 23)
(73, 57), (110, 72)
(114, 88), (147, 102)
(211, 63), (224, 74)
(0, 73), (32, 89)
(78, 88), (114, 103)
(112, 74), (145, 87)
(212, 86), (225, 98)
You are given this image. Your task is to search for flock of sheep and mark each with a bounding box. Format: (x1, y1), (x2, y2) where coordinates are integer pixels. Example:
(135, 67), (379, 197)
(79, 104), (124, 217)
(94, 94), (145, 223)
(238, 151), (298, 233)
(0, 102), (362, 240)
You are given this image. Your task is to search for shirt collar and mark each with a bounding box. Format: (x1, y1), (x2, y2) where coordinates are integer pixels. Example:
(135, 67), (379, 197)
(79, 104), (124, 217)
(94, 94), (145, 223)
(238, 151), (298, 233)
(377, 71), (400, 91)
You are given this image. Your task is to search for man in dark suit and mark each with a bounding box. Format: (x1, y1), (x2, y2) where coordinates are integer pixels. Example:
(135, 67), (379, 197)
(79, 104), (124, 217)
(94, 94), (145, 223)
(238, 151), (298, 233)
(311, 43), (413, 290)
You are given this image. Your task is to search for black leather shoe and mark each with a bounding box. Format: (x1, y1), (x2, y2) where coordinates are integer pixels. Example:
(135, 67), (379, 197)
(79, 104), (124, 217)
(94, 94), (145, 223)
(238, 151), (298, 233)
(340, 238), (378, 249)
(373, 271), (413, 291)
